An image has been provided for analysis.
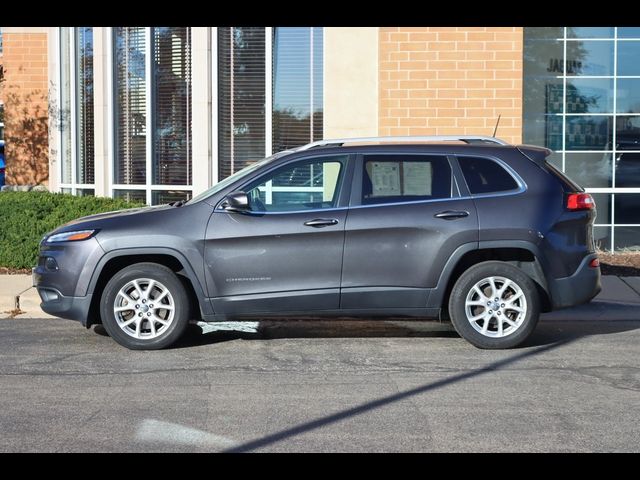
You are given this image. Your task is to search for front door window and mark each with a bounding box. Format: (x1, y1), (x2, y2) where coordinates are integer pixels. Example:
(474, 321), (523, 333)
(243, 155), (347, 212)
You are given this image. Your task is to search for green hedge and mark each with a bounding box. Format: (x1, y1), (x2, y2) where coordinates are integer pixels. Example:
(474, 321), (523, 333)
(0, 191), (144, 269)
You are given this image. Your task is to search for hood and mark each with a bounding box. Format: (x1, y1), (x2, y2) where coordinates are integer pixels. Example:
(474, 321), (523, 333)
(54, 204), (173, 232)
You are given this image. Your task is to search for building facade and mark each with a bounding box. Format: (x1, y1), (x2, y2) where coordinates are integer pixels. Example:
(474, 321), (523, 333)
(0, 26), (639, 251)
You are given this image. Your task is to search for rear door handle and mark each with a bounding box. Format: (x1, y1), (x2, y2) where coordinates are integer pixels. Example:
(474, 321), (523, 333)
(434, 210), (469, 220)
(304, 218), (339, 228)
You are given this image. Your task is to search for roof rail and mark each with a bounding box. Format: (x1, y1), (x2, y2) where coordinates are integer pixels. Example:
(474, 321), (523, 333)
(296, 135), (510, 151)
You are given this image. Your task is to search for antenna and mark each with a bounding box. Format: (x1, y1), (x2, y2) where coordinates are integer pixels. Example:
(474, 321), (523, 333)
(492, 114), (502, 137)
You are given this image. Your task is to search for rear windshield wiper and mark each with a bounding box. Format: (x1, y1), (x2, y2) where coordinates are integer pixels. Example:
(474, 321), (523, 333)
(169, 200), (187, 207)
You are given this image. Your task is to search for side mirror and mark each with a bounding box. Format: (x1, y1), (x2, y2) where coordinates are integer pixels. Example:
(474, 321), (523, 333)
(221, 191), (250, 213)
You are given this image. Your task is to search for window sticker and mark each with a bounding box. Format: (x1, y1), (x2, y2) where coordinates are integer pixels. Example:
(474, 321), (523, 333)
(403, 162), (432, 196)
(371, 162), (401, 196)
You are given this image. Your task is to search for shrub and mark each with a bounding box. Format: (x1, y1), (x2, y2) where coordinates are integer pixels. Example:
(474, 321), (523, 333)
(0, 191), (144, 269)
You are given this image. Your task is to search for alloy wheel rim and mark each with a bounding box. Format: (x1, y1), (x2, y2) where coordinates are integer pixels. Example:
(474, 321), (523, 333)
(464, 276), (527, 338)
(113, 278), (175, 340)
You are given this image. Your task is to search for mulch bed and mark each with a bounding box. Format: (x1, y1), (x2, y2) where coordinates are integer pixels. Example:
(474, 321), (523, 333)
(0, 267), (32, 275)
(598, 252), (640, 276)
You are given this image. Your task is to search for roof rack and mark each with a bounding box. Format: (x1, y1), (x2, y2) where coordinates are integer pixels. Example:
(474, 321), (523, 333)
(296, 135), (510, 151)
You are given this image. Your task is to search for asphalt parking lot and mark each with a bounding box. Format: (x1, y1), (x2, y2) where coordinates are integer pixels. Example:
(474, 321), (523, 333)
(0, 301), (639, 452)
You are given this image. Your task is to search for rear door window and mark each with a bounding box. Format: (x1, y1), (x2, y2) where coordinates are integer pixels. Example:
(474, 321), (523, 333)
(458, 156), (519, 194)
(361, 154), (452, 205)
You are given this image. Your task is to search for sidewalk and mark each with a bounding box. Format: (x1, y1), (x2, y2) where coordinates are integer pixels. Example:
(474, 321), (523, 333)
(0, 274), (55, 319)
(1, 274), (640, 320)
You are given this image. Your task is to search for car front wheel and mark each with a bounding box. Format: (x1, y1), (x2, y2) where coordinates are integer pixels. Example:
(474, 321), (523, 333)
(100, 262), (190, 350)
(448, 261), (541, 349)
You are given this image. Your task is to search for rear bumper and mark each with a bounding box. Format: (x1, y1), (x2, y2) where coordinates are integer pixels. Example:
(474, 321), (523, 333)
(35, 285), (93, 327)
(548, 253), (601, 309)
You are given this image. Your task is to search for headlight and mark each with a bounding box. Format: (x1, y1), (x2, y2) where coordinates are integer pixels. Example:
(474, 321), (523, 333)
(46, 229), (96, 243)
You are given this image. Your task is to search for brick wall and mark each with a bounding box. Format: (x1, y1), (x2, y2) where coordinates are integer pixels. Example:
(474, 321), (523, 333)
(0, 32), (49, 186)
(379, 27), (523, 144)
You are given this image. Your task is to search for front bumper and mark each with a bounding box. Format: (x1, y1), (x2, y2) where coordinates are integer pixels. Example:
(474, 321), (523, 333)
(548, 253), (602, 309)
(34, 284), (93, 326)
(32, 236), (104, 326)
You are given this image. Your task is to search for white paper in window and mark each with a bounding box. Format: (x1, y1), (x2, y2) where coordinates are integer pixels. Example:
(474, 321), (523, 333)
(371, 162), (401, 196)
(403, 162), (432, 196)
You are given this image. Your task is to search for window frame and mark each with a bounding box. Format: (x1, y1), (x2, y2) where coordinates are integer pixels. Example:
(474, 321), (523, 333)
(218, 152), (355, 215)
(453, 153), (527, 198)
(109, 27), (193, 205)
(57, 27), (95, 196)
(217, 27), (324, 182)
(349, 152), (459, 208)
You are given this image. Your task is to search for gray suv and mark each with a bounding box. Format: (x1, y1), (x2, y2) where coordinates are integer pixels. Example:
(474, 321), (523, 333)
(33, 136), (602, 350)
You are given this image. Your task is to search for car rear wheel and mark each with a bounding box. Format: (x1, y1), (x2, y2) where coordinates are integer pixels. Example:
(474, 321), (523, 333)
(448, 261), (540, 349)
(100, 263), (190, 350)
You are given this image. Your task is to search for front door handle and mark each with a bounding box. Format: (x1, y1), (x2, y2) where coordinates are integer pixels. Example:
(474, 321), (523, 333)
(434, 210), (469, 220)
(304, 218), (339, 228)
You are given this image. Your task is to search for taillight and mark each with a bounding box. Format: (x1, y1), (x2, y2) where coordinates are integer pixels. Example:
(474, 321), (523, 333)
(589, 258), (600, 268)
(567, 193), (595, 211)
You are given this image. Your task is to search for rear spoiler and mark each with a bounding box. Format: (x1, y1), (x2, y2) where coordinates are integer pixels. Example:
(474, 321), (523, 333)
(516, 144), (552, 167)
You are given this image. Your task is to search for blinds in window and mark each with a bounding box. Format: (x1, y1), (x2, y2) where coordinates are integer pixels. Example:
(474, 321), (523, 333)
(114, 27), (146, 184)
(60, 28), (72, 184)
(153, 27), (192, 186)
(272, 27), (323, 153)
(218, 27), (266, 180)
(76, 27), (94, 184)
(312, 27), (323, 143)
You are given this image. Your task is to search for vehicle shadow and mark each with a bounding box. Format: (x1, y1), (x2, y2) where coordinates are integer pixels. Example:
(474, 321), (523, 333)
(159, 300), (640, 349)
(171, 319), (459, 349)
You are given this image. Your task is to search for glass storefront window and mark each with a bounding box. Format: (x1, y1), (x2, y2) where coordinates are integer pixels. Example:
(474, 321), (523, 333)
(152, 27), (192, 186)
(616, 78), (640, 113)
(614, 194), (640, 224)
(615, 152), (640, 187)
(567, 27), (614, 39)
(218, 27), (324, 181)
(618, 28), (640, 38)
(113, 190), (146, 203)
(566, 78), (613, 114)
(151, 190), (192, 205)
(564, 153), (613, 188)
(616, 115), (640, 150)
(524, 27), (640, 252)
(593, 226), (612, 251)
(59, 28), (72, 185)
(113, 27), (193, 205)
(617, 41), (640, 76)
(59, 27), (95, 192)
(218, 27), (267, 180)
(76, 27), (94, 185)
(565, 116), (612, 150)
(565, 40), (614, 76)
(591, 193), (612, 224)
(114, 27), (147, 185)
(614, 227), (640, 250)
(272, 27), (323, 153)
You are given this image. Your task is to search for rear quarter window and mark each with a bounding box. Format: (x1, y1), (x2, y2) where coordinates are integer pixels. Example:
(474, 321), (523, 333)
(544, 162), (583, 192)
(458, 156), (519, 194)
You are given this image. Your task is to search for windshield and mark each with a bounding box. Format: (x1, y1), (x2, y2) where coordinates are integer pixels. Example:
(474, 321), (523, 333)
(187, 153), (284, 205)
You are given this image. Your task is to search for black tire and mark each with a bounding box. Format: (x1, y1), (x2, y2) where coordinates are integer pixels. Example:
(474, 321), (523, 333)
(100, 262), (190, 350)
(448, 261), (540, 349)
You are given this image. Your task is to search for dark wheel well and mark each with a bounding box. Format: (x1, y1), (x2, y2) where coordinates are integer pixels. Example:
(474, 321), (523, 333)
(86, 254), (201, 328)
(441, 248), (551, 318)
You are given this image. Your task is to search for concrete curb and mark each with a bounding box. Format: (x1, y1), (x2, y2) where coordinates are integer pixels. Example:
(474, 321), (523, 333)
(0, 276), (56, 319)
(1, 274), (640, 320)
